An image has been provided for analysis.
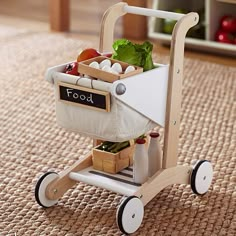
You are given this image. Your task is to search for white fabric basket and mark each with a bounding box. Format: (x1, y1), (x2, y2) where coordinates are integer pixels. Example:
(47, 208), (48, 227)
(53, 76), (157, 142)
(46, 62), (169, 142)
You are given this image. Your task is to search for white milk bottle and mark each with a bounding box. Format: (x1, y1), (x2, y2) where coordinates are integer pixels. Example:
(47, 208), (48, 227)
(148, 132), (163, 177)
(133, 138), (149, 184)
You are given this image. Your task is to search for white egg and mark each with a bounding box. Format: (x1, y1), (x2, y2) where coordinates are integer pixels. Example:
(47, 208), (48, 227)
(100, 59), (111, 69)
(102, 65), (113, 73)
(110, 68), (119, 75)
(111, 63), (122, 74)
(89, 61), (99, 69)
(125, 65), (135, 74)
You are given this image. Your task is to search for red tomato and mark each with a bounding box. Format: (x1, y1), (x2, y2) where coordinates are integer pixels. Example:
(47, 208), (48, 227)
(77, 48), (101, 62)
(215, 30), (234, 44)
(64, 62), (79, 75)
(220, 15), (236, 33)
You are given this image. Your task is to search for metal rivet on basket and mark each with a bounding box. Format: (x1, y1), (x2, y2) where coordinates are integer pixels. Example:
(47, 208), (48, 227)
(116, 83), (126, 95)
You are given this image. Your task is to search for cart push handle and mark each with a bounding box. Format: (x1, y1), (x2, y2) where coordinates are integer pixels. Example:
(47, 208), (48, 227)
(99, 3), (199, 169)
(125, 5), (185, 20)
(99, 2), (199, 52)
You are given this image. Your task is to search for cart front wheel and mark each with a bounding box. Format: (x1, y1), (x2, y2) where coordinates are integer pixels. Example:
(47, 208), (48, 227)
(35, 171), (59, 208)
(191, 160), (213, 195)
(116, 196), (144, 234)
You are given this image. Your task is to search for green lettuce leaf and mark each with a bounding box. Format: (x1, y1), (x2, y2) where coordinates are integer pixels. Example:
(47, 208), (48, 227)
(112, 39), (155, 71)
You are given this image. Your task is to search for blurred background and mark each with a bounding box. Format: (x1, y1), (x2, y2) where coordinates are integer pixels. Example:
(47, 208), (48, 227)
(0, 0), (120, 36)
(0, 0), (235, 64)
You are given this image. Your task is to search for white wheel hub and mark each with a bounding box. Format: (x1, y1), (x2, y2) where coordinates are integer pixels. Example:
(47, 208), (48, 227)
(192, 161), (213, 195)
(117, 196), (144, 234)
(36, 172), (59, 207)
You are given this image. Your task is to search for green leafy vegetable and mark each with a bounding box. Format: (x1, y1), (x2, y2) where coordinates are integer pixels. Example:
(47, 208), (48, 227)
(112, 39), (155, 71)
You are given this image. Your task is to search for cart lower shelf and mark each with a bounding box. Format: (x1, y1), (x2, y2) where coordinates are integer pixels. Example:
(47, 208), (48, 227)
(69, 166), (141, 196)
(35, 155), (213, 234)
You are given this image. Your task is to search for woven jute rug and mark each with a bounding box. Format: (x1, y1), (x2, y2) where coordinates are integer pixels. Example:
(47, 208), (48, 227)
(0, 26), (235, 236)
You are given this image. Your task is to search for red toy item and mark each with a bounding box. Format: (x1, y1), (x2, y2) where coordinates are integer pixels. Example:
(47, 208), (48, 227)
(220, 15), (236, 33)
(64, 62), (79, 75)
(77, 48), (101, 62)
(215, 30), (234, 44)
(215, 15), (236, 44)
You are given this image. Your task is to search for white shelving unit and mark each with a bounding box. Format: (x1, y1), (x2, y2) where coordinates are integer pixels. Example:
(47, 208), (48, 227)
(149, 0), (236, 56)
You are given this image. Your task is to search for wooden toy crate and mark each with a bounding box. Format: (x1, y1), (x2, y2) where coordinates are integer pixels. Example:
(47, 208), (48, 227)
(92, 143), (134, 174)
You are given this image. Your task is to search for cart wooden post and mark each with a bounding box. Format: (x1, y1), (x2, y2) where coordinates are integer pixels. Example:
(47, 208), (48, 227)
(163, 13), (199, 169)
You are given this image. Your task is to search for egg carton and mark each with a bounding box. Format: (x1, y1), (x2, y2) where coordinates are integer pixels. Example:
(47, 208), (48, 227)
(78, 56), (143, 83)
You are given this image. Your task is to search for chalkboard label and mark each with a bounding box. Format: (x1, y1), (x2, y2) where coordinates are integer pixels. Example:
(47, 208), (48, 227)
(57, 82), (110, 112)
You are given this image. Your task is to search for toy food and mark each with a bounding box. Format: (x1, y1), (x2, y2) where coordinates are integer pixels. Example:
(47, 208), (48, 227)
(77, 48), (101, 62)
(112, 39), (155, 71)
(124, 65), (135, 74)
(215, 30), (234, 44)
(99, 59), (112, 68)
(220, 15), (236, 33)
(111, 62), (123, 74)
(96, 140), (130, 153)
(79, 56), (143, 82)
(89, 61), (100, 69)
(89, 59), (134, 75)
(64, 62), (79, 76)
(215, 15), (236, 44)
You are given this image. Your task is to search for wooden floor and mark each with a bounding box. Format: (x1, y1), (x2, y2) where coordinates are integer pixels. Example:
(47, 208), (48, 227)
(0, 0), (235, 66)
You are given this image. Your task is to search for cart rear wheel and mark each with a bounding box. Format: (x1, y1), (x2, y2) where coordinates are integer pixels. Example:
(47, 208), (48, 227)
(116, 196), (144, 234)
(191, 160), (213, 195)
(35, 172), (59, 208)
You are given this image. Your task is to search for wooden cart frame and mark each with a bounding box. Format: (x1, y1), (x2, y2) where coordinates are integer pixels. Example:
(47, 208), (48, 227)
(36, 3), (213, 234)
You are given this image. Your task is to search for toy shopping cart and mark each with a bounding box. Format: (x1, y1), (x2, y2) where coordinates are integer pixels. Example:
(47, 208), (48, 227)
(35, 3), (213, 234)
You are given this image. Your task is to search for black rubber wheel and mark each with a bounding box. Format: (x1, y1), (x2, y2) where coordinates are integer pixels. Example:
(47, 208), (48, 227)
(35, 171), (59, 208)
(191, 160), (213, 195)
